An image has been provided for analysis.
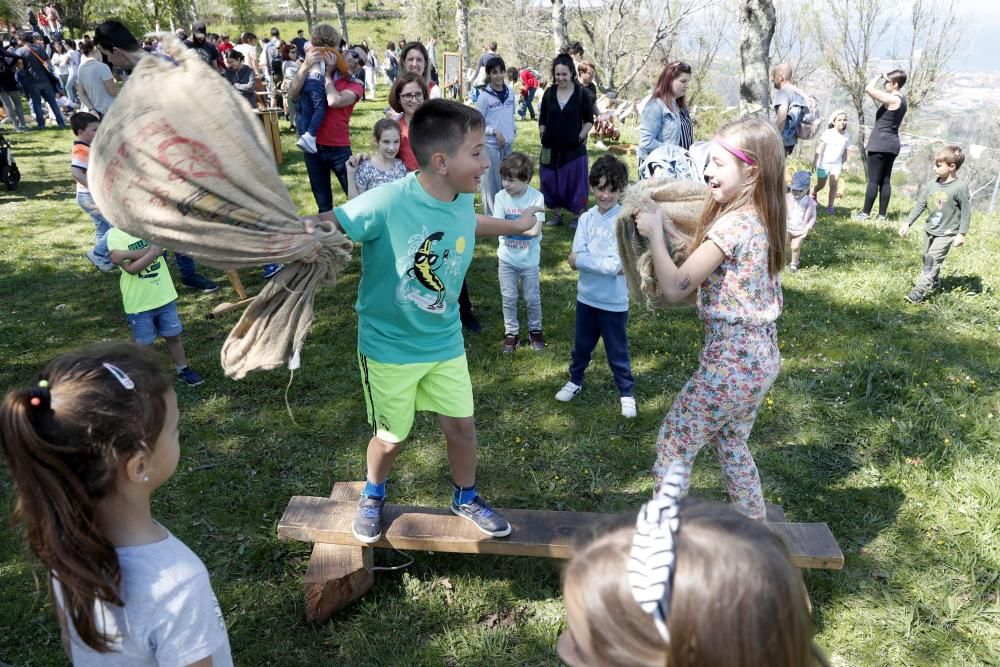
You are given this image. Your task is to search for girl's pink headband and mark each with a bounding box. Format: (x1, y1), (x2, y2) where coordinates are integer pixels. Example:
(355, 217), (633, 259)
(714, 137), (756, 166)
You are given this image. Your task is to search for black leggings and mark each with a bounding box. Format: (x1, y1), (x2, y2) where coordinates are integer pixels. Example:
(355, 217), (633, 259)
(863, 151), (897, 216)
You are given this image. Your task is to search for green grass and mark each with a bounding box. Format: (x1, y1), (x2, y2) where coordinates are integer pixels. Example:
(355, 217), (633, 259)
(2, 96), (1000, 666)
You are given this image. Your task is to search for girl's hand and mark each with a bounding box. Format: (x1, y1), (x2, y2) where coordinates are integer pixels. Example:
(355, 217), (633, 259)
(303, 49), (320, 68)
(634, 198), (664, 240)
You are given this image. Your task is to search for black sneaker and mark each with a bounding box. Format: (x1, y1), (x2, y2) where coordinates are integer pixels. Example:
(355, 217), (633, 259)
(451, 495), (511, 537)
(352, 494), (385, 544)
(180, 274), (220, 293)
(176, 366), (205, 386)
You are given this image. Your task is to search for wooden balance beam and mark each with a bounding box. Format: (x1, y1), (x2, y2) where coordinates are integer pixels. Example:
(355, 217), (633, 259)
(279, 482), (843, 622)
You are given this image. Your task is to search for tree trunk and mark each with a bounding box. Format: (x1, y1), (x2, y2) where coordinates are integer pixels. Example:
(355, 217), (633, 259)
(551, 0), (567, 53)
(455, 0), (470, 80)
(738, 0), (776, 117)
(336, 0), (349, 43)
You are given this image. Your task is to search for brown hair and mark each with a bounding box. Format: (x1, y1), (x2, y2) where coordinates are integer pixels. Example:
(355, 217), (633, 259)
(373, 117), (402, 142)
(934, 144), (965, 170)
(886, 69), (907, 89)
(500, 151), (534, 182)
(652, 61), (692, 110)
(695, 117), (786, 274)
(388, 71), (430, 114)
(311, 23), (340, 48)
(410, 99), (484, 167)
(562, 501), (829, 667)
(0, 343), (171, 652)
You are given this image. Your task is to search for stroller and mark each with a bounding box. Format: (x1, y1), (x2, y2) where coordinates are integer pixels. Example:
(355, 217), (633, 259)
(638, 141), (712, 184)
(0, 131), (20, 190)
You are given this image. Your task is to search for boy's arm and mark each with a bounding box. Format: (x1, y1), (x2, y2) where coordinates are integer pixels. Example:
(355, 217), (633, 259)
(899, 185), (929, 235)
(573, 219), (622, 276)
(113, 245), (163, 274)
(70, 165), (88, 188)
(957, 183), (972, 236)
(475, 208), (543, 237)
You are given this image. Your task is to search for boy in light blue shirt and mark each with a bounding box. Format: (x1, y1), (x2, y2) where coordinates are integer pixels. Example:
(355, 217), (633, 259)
(493, 152), (546, 353)
(556, 155), (636, 418)
(324, 100), (541, 543)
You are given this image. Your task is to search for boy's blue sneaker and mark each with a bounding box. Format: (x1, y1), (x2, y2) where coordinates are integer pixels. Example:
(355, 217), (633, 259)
(352, 494), (385, 544)
(262, 263), (284, 279)
(180, 274), (220, 293)
(176, 366), (204, 386)
(451, 495), (512, 537)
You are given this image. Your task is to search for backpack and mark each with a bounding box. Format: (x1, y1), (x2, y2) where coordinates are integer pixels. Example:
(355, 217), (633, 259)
(792, 89), (821, 140)
(0, 131), (21, 191)
(267, 42), (283, 79)
(386, 53), (398, 78)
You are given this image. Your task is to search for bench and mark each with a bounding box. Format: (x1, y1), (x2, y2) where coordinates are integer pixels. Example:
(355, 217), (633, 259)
(278, 482), (843, 622)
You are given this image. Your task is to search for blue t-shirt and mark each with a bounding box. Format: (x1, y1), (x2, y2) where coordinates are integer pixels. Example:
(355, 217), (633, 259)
(335, 173), (476, 363)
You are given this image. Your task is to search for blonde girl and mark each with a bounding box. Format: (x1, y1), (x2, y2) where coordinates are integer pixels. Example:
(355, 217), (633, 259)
(0, 343), (232, 664)
(812, 110), (851, 214)
(635, 117), (785, 520)
(557, 463), (828, 667)
(346, 117), (407, 199)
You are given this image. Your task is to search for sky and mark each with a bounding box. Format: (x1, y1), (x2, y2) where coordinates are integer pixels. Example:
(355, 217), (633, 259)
(961, 0), (1000, 71)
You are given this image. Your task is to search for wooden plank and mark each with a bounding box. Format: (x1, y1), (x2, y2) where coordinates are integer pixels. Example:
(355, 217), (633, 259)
(301, 484), (374, 622)
(278, 495), (843, 569)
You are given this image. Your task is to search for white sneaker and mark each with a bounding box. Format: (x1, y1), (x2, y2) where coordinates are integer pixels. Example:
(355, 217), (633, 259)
(555, 381), (582, 402)
(296, 132), (317, 154)
(620, 396), (637, 418)
(86, 249), (114, 273)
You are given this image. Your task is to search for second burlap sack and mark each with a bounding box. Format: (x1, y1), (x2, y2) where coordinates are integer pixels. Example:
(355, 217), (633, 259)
(88, 36), (353, 379)
(616, 177), (708, 308)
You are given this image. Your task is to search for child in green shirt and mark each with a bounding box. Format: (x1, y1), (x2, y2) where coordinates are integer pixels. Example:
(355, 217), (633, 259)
(899, 145), (972, 303)
(106, 228), (204, 386)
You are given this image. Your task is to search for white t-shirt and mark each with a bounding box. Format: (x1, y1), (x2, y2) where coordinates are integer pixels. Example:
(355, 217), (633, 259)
(52, 528), (233, 666)
(495, 185), (545, 270)
(818, 128), (850, 169)
(76, 57), (116, 115)
(235, 43), (258, 71)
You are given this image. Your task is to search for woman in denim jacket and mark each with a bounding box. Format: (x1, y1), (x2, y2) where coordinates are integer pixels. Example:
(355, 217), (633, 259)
(638, 61), (693, 165)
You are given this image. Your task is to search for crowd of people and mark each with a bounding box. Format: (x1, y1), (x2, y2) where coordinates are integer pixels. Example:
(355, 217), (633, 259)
(0, 13), (977, 667)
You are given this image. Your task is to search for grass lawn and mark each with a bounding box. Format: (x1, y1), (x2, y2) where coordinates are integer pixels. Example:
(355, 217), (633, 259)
(1, 93), (999, 666)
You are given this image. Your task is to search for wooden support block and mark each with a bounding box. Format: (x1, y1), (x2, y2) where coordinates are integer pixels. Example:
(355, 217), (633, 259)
(301, 483), (374, 623)
(225, 270), (249, 300)
(278, 495), (844, 570)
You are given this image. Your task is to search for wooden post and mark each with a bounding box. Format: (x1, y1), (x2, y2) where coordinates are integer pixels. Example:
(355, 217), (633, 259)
(302, 483), (374, 622)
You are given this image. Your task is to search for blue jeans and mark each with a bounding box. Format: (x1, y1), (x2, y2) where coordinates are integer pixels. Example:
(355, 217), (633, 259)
(296, 74), (327, 137)
(303, 145), (352, 213)
(518, 88), (536, 119)
(126, 301), (183, 345)
(174, 252), (198, 282)
(22, 81), (65, 129)
(569, 300), (635, 396)
(480, 142), (512, 216)
(76, 192), (112, 259)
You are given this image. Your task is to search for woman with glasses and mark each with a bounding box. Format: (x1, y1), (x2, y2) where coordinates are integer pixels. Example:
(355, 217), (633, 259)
(387, 71), (429, 172)
(638, 61), (694, 167)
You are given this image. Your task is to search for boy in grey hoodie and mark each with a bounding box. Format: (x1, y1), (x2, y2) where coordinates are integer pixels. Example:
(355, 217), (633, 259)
(476, 55), (517, 216)
(556, 155), (637, 418)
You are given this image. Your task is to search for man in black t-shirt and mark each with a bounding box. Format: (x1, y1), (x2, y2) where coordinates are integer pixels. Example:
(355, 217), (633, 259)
(185, 21), (223, 73)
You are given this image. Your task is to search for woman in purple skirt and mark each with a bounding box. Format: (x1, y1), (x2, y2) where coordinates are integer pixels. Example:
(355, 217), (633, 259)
(538, 53), (594, 227)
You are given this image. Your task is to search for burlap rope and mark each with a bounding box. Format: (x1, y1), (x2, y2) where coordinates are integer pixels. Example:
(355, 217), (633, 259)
(616, 177), (708, 308)
(89, 37), (354, 379)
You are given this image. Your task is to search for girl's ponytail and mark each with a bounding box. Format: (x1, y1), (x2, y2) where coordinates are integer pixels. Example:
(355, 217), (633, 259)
(0, 342), (171, 652)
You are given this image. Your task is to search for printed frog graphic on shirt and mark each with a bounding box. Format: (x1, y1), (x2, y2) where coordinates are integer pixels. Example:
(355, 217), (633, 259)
(927, 190), (948, 227)
(396, 228), (468, 313)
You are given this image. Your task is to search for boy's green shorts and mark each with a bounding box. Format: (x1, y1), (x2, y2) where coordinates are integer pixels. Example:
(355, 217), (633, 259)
(358, 351), (474, 443)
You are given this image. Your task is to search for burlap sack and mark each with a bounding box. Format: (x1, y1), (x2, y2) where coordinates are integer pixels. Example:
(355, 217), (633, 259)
(616, 177), (708, 308)
(88, 37), (354, 379)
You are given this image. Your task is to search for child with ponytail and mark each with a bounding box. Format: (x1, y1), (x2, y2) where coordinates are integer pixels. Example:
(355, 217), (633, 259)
(634, 117), (785, 520)
(557, 462), (828, 667)
(0, 342), (232, 665)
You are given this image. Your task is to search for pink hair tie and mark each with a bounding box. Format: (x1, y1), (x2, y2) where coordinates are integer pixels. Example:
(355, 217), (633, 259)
(714, 137), (756, 166)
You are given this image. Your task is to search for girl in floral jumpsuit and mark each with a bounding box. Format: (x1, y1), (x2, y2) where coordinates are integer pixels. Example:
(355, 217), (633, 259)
(635, 117), (786, 519)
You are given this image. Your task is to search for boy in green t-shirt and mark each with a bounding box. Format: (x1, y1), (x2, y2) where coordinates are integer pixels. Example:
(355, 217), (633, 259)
(324, 100), (541, 542)
(106, 228), (204, 386)
(899, 145), (972, 303)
